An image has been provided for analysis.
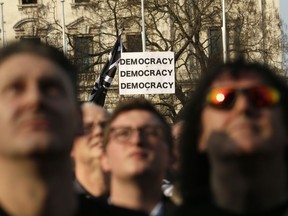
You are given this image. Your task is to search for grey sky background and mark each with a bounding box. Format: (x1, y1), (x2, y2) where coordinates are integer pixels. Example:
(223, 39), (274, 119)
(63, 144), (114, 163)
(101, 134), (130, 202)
(280, 0), (288, 71)
(280, 0), (288, 30)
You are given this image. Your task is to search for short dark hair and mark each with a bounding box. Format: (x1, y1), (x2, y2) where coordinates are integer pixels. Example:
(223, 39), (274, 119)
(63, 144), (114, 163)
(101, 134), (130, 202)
(179, 58), (288, 204)
(0, 40), (78, 94)
(102, 97), (173, 151)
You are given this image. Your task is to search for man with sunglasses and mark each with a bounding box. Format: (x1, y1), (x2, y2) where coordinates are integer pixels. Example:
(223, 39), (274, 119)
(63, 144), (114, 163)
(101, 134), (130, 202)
(71, 102), (110, 198)
(100, 98), (177, 216)
(175, 59), (288, 216)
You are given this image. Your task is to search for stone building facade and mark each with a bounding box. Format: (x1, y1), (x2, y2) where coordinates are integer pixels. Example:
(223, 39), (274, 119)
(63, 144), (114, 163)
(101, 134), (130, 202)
(0, 0), (283, 122)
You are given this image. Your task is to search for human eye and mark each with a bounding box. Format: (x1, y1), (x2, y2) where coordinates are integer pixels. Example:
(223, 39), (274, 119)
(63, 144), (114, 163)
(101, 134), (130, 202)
(83, 123), (94, 135)
(113, 127), (131, 141)
(143, 126), (163, 138)
(3, 81), (25, 97)
(41, 80), (66, 98)
(99, 121), (107, 130)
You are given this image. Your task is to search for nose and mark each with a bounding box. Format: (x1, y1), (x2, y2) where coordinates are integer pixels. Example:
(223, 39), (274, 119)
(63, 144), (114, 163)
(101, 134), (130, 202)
(128, 129), (143, 145)
(91, 123), (103, 137)
(233, 93), (257, 116)
(22, 85), (44, 109)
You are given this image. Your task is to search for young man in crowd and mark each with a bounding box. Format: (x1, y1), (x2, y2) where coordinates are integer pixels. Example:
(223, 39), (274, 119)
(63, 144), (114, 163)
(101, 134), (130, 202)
(71, 102), (110, 198)
(101, 98), (177, 216)
(176, 59), (288, 215)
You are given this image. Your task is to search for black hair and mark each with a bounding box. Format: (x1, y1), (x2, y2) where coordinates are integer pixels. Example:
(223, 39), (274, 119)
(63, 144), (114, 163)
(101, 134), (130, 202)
(0, 40), (78, 94)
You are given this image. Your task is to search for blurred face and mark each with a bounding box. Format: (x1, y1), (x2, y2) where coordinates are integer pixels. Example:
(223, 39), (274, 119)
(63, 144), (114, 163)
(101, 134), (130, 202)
(72, 103), (109, 164)
(0, 53), (79, 157)
(101, 110), (170, 180)
(172, 121), (184, 171)
(199, 72), (287, 157)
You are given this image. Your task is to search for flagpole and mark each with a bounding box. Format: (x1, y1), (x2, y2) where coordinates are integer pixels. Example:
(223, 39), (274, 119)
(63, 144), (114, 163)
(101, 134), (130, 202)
(88, 33), (122, 105)
(141, 0), (146, 52)
(222, 0), (227, 62)
(141, 0), (149, 99)
(61, 0), (67, 55)
(0, 2), (4, 47)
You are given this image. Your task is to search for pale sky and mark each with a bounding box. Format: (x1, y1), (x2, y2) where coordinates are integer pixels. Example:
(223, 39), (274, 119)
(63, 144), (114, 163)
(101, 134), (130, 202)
(280, 0), (288, 71)
(280, 0), (288, 30)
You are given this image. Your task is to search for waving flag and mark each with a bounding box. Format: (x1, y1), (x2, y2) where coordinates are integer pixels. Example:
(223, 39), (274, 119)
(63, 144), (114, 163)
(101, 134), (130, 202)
(88, 32), (122, 106)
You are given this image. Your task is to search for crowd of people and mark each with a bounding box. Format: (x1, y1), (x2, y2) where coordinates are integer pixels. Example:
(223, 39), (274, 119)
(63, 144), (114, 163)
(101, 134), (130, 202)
(0, 40), (287, 216)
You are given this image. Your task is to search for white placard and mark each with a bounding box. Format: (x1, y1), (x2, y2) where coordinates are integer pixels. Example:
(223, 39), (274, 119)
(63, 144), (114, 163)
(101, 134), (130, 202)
(118, 52), (175, 95)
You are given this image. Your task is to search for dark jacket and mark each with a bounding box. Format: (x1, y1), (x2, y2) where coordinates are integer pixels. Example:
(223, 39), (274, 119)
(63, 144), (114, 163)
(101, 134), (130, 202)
(77, 194), (177, 216)
(174, 202), (288, 216)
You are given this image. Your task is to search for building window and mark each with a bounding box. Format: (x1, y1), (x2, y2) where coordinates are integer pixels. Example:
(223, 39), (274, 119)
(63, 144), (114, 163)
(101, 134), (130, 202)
(20, 36), (41, 43)
(74, 36), (94, 73)
(127, 0), (140, 6)
(75, 0), (90, 3)
(125, 33), (142, 52)
(208, 27), (223, 57)
(233, 18), (242, 54)
(22, 0), (37, 4)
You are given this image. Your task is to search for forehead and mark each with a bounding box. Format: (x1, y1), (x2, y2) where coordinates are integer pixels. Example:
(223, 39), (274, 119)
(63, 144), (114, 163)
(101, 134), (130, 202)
(0, 53), (70, 83)
(210, 71), (266, 88)
(82, 104), (108, 122)
(111, 109), (163, 126)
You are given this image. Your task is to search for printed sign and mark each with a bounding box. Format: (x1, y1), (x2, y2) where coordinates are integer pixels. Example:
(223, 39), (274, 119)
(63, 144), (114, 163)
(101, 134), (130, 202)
(119, 52), (175, 95)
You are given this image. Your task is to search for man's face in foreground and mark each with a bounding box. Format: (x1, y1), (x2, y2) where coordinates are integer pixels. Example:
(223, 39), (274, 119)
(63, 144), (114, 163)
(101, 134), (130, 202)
(0, 53), (79, 157)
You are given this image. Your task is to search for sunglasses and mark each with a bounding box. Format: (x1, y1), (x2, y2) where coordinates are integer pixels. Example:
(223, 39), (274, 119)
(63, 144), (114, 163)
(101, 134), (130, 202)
(205, 85), (281, 109)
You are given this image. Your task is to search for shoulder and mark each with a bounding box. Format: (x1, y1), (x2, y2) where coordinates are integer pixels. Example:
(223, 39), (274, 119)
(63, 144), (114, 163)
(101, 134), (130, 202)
(161, 196), (178, 216)
(0, 207), (9, 216)
(75, 194), (108, 216)
(107, 205), (148, 216)
(76, 194), (149, 216)
(173, 203), (228, 216)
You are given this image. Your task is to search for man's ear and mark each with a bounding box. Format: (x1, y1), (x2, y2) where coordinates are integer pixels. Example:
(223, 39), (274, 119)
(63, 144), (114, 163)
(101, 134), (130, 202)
(100, 153), (111, 172)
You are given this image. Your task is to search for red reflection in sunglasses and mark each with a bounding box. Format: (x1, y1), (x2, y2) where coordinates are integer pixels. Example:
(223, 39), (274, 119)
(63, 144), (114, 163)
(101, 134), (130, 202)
(206, 85), (280, 109)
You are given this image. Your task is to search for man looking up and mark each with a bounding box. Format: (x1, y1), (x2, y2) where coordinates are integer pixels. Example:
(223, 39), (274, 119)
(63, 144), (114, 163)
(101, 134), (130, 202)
(101, 98), (177, 216)
(176, 59), (288, 215)
(0, 41), (80, 216)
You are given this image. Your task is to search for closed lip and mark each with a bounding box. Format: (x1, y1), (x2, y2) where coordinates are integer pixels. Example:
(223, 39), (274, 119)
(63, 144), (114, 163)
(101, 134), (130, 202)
(18, 117), (52, 130)
(128, 149), (148, 158)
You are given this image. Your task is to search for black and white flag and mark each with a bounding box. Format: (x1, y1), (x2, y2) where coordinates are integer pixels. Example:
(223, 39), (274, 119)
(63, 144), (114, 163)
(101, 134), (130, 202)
(88, 33), (122, 106)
